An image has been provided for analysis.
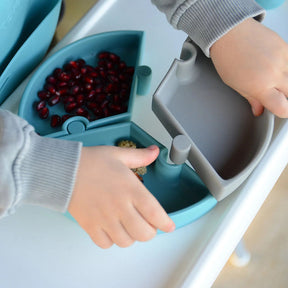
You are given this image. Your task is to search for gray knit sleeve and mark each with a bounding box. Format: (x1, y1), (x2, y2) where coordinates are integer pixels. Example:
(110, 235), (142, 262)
(151, 0), (265, 56)
(0, 108), (82, 218)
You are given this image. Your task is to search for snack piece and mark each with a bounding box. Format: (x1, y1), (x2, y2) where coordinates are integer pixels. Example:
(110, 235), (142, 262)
(117, 140), (137, 149)
(117, 139), (147, 182)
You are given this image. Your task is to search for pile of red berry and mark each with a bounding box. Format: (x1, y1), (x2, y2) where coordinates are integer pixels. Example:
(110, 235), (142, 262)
(35, 51), (134, 128)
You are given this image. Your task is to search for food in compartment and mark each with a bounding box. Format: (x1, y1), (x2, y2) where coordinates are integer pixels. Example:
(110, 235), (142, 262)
(34, 51), (135, 127)
(117, 139), (147, 182)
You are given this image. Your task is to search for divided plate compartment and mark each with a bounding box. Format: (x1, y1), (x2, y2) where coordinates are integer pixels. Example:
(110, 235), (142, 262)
(19, 31), (148, 137)
(0, 0), (61, 104)
(61, 121), (217, 230)
(152, 38), (274, 201)
(18, 31), (217, 230)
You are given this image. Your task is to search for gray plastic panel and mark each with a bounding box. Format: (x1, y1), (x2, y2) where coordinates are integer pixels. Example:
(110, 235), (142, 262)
(152, 38), (274, 201)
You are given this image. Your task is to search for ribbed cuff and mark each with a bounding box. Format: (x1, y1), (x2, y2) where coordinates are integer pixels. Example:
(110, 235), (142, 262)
(17, 132), (82, 213)
(173, 0), (265, 57)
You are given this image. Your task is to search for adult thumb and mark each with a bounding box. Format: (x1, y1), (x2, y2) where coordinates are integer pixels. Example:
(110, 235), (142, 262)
(117, 145), (160, 169)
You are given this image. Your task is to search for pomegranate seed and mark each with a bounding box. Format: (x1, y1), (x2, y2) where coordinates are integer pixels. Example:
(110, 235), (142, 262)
(39, 107), (49, 119)
(86, 102), (99, 110)
(58, 72), (70, 82)
(84, 83), (93, 91)
(83, 76), (93, 84)
(69, 85), (80, 95)
(92, 107), (103, 117)
(48, 95), (60, 106)
(109, 53), (120, 62)
(105, 83), (117, 93)
(62, 96), (75, 104)
(108, 75), (119, 83)
(71, 69), (82, 80)
(50, 114), (62, 127)
(86, 90), (96, 101)
(68, 60), (79, 69)
(62, 114), (72, 123)
(57, 81), (68, 88)
(44, 83), (56, 95)
(119, 61), (126, 69)
(64, 102), (77, 113)
(95, 93), (107, 103)
(102, 107), (110, 117)
(89, 71), (99, 78)
(76, 94), (85, 105)
(98, 59), (107, 68)
(37, 90), (51, 100)
(46, 76), (57, 85)
(98, 52), (110, 59)
(53, 68), (62, 78)
(99, 70), (107, 79)
(35, 100), (46, 111)
(75, 107), (89, 117)
(100, 100), (109, 109)
(80, 67), (88, 75)
(109, 103), (122, 112)
(106, 62), (114, 70)
(58, 87), (69, 96)
(113, 94), (120, 104)
(118, 73), (127, 82)
(126, 67), (135, 75)
(76, 59), (86, 67)
(67, 80), (77, 87)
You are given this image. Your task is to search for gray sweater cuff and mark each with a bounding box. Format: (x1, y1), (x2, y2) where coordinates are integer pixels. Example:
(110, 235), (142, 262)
(173, 0), (265, 56)
(18, 133), (82, 213)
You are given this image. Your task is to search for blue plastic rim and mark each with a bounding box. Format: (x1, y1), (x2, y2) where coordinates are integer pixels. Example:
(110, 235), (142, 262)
(255, 0), (286, 9)
(60, 121), (217, 231)
(0, 0), (61, 104)
(18, 31), (145, 136)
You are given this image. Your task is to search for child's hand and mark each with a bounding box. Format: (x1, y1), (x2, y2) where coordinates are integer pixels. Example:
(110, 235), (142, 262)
(68, 145), (175, 248)
(210, 18), (288, 118)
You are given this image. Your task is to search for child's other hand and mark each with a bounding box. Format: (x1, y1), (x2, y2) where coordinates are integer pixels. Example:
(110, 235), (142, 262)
(68, 145), (175, 249)
(210, 18), (288, 118)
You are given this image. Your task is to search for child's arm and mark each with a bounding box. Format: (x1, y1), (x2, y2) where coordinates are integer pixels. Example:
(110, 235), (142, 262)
(0, 109), (81, 217)
(152, 0), (288, 118)
(0, 109), (174, 248)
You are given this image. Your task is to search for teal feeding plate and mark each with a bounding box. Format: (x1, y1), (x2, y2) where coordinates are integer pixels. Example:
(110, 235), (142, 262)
(61, 121), (217, 231)
(19, 30), (217, 231)
(0, 0), (61, 104)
